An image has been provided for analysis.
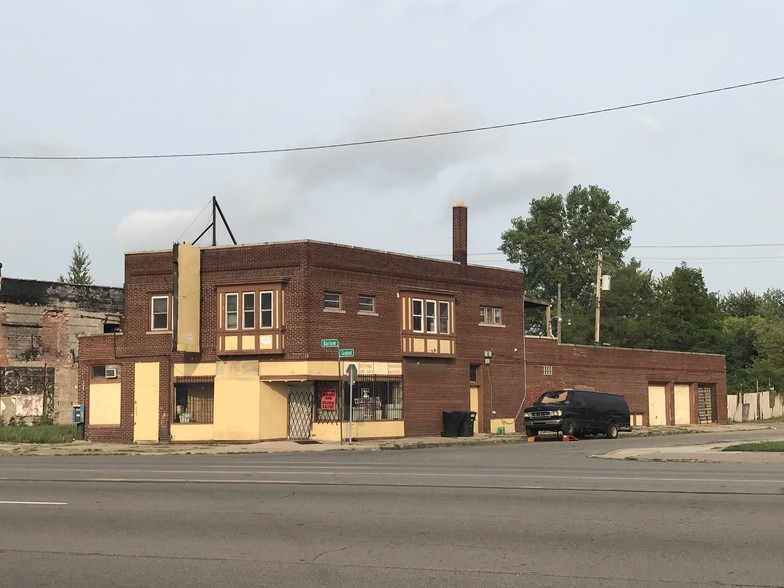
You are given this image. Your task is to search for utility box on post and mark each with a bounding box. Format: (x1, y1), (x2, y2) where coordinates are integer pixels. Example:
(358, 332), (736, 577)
(72, 403), (85, 440)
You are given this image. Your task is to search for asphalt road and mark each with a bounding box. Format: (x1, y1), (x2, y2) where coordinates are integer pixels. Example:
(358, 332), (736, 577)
(1, 431), (783, 587)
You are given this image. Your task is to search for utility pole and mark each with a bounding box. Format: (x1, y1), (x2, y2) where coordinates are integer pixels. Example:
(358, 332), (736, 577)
(594, 249), (602, 345)
(556, 282), (562, 344)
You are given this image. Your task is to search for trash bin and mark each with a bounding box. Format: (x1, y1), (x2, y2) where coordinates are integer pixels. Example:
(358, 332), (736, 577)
(457, 411), (477, 437)
(441, 411), (460, 437)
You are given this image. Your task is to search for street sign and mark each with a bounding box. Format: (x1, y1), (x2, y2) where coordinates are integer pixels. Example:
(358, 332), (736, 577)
(321, 339), (339, 348)
(338, 348), (355, 358)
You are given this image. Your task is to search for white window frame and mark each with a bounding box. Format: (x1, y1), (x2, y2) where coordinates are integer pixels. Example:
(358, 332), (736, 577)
(151, 296), (170, 331)
(425, 300), (437, 334)
(225, 293), (239, 330)
(260, 291), (273, 328)
(412, 299), (424, 333)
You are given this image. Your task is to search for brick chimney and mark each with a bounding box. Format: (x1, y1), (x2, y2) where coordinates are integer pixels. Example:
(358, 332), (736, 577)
(452, 202), (467, 264)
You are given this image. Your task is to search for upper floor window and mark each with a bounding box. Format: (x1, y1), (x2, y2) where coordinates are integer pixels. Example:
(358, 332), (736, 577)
(324, 292), (342, 311)
(242, 292), (255, 329)
(480, 306), (503, 325)
(439, 301), (450, 334)
(217, 281), (286, 355)
(412, 298), (451, 335)
(358, 295), (375, 313)
(151, 296), (170, 331)
(223, 290), (278, 330)
(225, 293), (239, 330)
(260, 291), (273, 328)
(412, 299), (423, 332)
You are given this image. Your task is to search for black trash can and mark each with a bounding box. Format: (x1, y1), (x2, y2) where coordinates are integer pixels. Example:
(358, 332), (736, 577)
(457, 411), (477, 437)
(441, 411), (460, 437)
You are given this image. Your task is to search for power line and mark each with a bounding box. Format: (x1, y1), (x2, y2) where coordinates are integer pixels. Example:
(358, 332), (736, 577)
(629, 243), (784, 249)
(2, 75), (783, 161)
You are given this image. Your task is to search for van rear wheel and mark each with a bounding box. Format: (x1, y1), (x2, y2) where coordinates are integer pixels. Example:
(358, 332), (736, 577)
(605, 422), (619, 439)
(562, 419), (576, 437)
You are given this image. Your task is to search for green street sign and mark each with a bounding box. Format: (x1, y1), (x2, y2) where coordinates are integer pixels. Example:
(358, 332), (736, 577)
(321, 339), (339, 348)
(338, 348), (355, 358)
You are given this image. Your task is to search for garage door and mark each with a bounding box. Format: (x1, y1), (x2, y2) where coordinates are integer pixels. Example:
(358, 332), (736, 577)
(673, 384), (691, 425)
(648, 385), (667, 426)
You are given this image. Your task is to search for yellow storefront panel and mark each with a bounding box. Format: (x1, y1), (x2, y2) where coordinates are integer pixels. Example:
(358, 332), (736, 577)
(171, 424), (214, 442)
(648, 384), (667, 426)
(173, 363), (216, 378)
(89, 382), (121, 425)
(134, 362), (160, 443)
(213, 360), (261, 440)
(311, 420), (405, 441)
(674, 384), (692, 424)
(259, 381), (288, 440)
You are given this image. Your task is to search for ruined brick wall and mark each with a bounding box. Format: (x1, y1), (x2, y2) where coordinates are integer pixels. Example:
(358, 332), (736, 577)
(0, 278), (123, 423)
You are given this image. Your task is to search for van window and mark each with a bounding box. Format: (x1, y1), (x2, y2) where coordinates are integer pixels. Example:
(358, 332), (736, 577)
(536, 390), (569, 404)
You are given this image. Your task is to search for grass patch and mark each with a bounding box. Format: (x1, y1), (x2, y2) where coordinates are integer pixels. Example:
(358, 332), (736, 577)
(0, 424), (76, 444)
(723, 441), (784, 452)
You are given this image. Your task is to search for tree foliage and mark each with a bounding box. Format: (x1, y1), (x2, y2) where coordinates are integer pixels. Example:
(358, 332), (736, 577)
(59, 242), (94, 285)
(499, 185), (634, 302)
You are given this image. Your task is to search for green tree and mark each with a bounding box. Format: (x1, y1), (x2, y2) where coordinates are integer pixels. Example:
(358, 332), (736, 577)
(499, 185), (634, 303)
(648, 264), (721, 353)
(600, 258), (658, 348)
(58, 242), (94, 285)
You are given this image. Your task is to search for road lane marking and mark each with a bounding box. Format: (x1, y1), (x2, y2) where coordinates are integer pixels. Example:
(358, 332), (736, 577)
(0, 500), (67, 505)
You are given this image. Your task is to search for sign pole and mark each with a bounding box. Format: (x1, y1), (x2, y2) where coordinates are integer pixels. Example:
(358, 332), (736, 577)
(338, 357), (343, 446)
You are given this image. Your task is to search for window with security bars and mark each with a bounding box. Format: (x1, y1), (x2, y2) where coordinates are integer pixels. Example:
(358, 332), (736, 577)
(315, 377), (403, 422)
(174, 382), (214, 424)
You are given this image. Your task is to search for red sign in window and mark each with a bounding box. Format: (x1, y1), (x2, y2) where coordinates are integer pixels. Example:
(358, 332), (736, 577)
(320, 388), (337, 411)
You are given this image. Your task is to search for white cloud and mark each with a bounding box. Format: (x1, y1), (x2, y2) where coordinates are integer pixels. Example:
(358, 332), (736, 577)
(115, 209), (200, 252)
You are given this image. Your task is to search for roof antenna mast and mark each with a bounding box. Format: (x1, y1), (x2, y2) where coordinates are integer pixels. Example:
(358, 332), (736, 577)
(191, 196), (237, 246)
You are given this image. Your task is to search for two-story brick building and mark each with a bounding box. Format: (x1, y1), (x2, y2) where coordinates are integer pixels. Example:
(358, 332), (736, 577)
(78, 204), (726, 443)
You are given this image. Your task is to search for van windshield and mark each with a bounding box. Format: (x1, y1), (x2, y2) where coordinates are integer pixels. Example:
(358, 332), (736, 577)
(535, 390), (569, 404)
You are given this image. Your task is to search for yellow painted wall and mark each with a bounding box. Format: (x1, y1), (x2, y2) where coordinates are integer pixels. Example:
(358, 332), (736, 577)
(674, 384), (691, 424)
(175, 243), (201, 353)
(259, 360), (402, 380)
(490, 418), (516, 434)
(311, 420), (405, 441)
(171, 424), (214, 442)
(469, 387), (479, 434)
(134, 362), (160, 443)
(648, 385), (667, 426)
(173, 363), (216, 378)
(89, 382), (121, 425)
(213, 360), (260, 440)
(259, 381), (288, 440)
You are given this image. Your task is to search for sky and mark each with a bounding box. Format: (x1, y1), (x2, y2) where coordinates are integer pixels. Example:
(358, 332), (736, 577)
(1, 1), (783, 297)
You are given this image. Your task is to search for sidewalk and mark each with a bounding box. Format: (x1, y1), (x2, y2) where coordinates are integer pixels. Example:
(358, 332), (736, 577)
(0, 432), (524, 457)
(1, 423), (782, 461)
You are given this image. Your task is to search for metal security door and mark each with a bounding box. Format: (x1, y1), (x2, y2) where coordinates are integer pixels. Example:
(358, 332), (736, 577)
(697, 385), (717, 423)
(288, 385), (314, 440)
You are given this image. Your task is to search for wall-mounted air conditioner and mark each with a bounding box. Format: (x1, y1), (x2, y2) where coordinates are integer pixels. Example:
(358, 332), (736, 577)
(105, 367), (118, 379)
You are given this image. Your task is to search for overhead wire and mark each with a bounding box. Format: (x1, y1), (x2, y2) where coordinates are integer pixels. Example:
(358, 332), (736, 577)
(2, 75), (783, 161)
